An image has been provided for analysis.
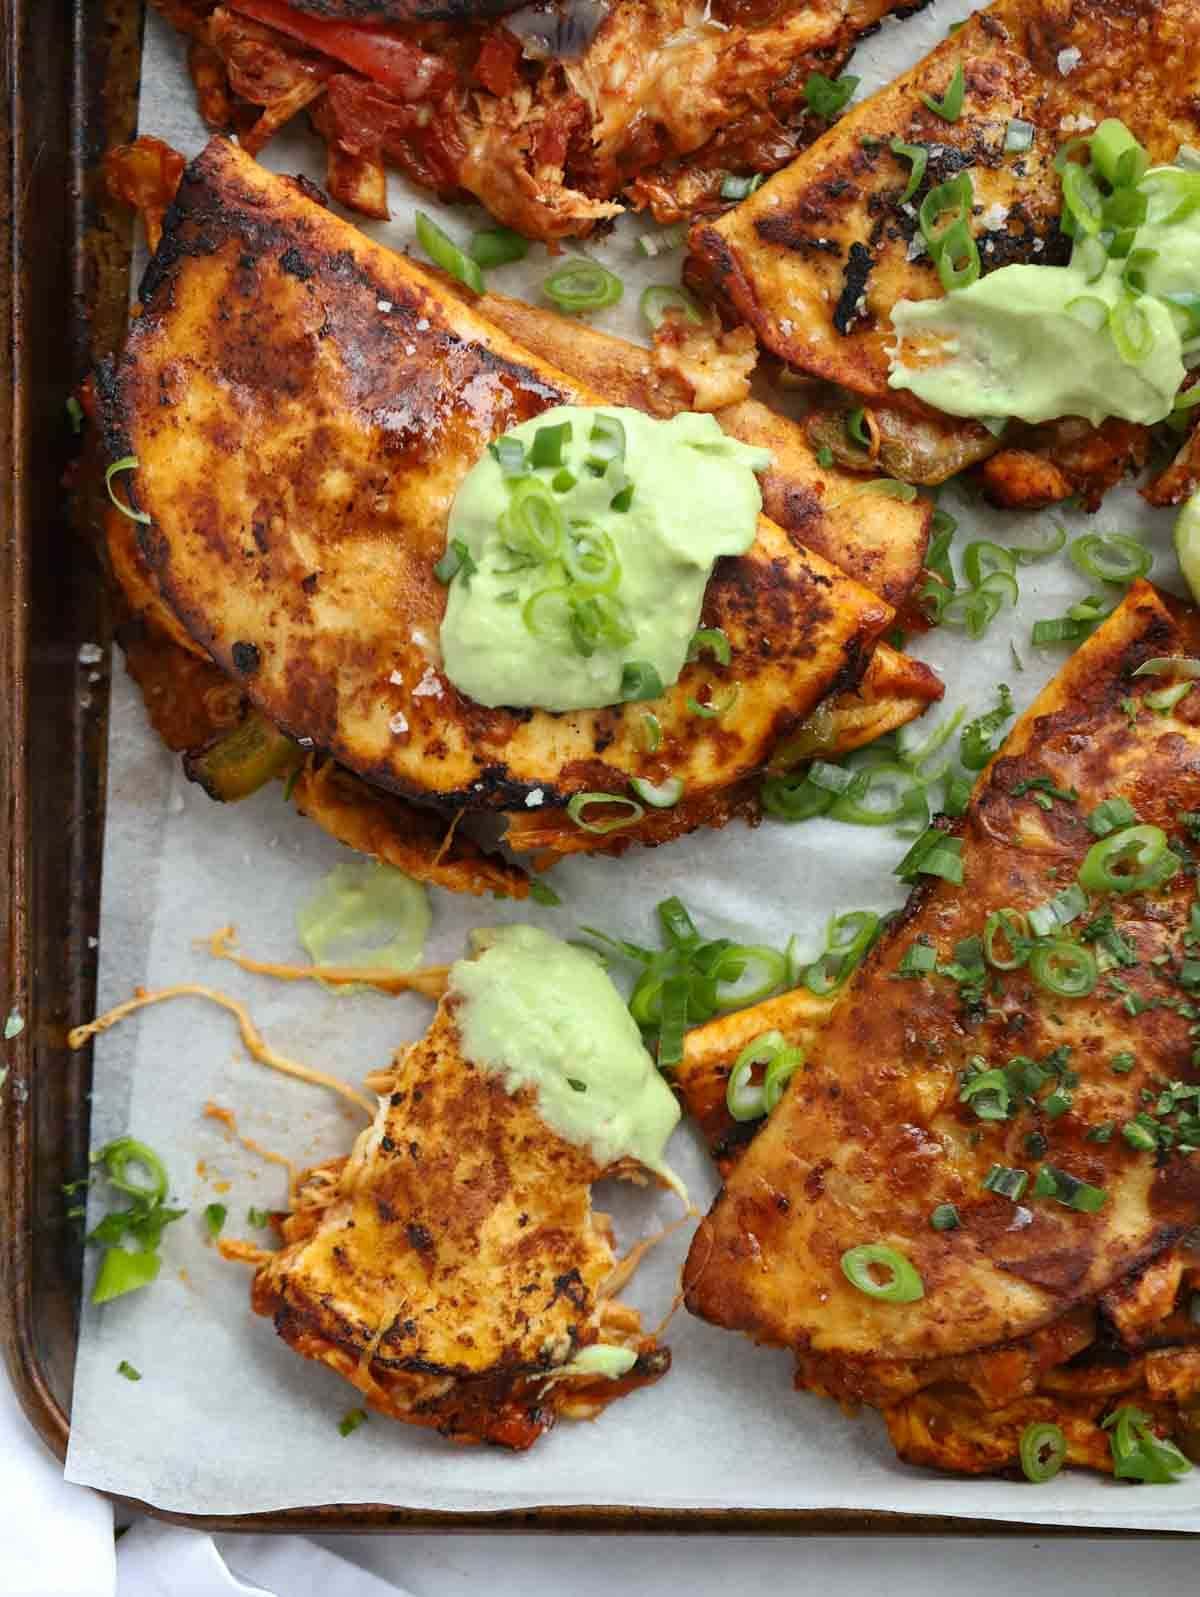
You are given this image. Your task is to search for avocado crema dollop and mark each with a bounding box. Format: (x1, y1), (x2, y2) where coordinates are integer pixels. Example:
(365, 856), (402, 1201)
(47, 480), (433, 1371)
(889, 156), (1200, 428)
(448, 924), (684, 1195)
(439, 405), (770, 712)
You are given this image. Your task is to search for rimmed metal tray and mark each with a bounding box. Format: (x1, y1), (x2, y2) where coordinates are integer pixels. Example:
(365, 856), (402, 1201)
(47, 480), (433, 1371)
(0, 0), (1169, 1535)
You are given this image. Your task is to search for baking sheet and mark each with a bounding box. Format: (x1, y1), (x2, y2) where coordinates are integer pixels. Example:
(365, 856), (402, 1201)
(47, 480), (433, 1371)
(63, 0), (1200, 1527)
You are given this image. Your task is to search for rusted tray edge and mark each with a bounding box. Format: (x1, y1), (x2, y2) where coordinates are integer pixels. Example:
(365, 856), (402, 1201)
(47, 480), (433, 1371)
(0, 0), (1184, 1538)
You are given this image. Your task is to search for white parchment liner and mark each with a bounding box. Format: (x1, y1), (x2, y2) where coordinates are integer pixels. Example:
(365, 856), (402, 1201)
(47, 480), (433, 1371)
(63, 0), (1200, 1526)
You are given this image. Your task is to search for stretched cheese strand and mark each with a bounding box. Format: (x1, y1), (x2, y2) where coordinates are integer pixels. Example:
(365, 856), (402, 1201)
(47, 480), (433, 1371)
(204, 925), (450, 1000)
(67, 983), (375, 1116)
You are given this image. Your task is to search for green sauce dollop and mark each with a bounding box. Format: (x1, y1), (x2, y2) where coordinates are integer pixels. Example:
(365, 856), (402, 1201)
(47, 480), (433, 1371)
(440, 406), (769, 712)
(889, 167), (1200, 428)
(449, 924), (683, 1192)
(297, 862), (430, 978)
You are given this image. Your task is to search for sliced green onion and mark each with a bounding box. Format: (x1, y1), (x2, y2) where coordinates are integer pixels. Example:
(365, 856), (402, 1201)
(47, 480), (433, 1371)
(762, 771), (834, 822)
(1087, 797), (1138, 836)
(1071, 233), (1109, 284)
(982, 1163), (1028, 1200)
(725, 1034), (772, 1121)
(92, 1247), (161, 1304)
(543, 260), (623, 314)
(117, 1359), (142, 1381)
(960, 685), (1014, 770)
(898, 704), (965, 783)
(764, 1047), (803, 1111)
(1132, 656), (1200, 679)
(630, 775), (684, 809)
(804, 71), (859, 119)
(840, 1244), (925, 1303)
(640, 711), (662, 750)
(1028, 882), (1089, 937)
(105, 456), (151, 525)
(529, 421), (572, 469)
(846, 408), (871, 449)
(1066, 294), (1109, 332)
(339, 1408), (368, 1438)
(1145, 681), (1194, 713)
(1070, 533), (1152, 585)
(563, 525), (619, 590)
(983, 908), (1032, 970)
(204, 1202), (227, 1238)
(930, 1203), (960, 1231)
(1090, 119), (1149, 190)
(897, 938), (937, 977)
(490, 435), (528, 477)
(469, 226), (529, 268)
(687, 685), (739, 719)
(1122, 246), (1160, 295)
(566, 792), (644, 834)
(1020, 1422), (1067, 1483)
(636, 223), (688, 258)
(719, 172), (766, 201)
(657, 974), (689, 1068)
(1078, 824), (1177, 894)
(829, 762), (923, 826)
(1060, 162), (1105, 237)
(942, 772), (972, 817)
(960, 1067), (1014, 1122)
(1103, 1405), (1192, 1484)
(712, 945), (788, 1010)
(552, 467), (577, 493)
(415, 211), (483, 294)
(501, 477), (565, 562)
(620, 661), (664, 702)
(890, 138), (928, 203)
(894, 828), (964, 884)
(67, 395), (84, 434)
(1029, 939), (1098, 998)
(1123, 1119), (1158, 1152)
(799, 760), (852, 797)
(640, 283), (703, 330)
(688, 627), (732, 667)
(920, 61), (965, 123)
(528, 879), (561, 907)
(962, 541), (1017, 587)
(1004, 118), (1035, 154)
(1032, 1163), (1108, 1213)
(567, 591), (635, 657)
(941, 584), (1003, 638)
(1109, 295), (1155, 364)
(587, 413), (626, 473)
(523, 584), (570, 641)
(95, 1138), (169, 1206)
(935, 216), (981, 291)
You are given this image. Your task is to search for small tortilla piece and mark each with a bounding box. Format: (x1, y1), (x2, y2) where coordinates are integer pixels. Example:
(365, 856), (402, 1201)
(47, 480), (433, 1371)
(250, 997), (669, 1449)
(686, 581), (1200, 1369)
(473, 287), (931, 610)
(687, 0), (1200, 404)
(673, 987), (836, 1175)
(100, 137), (894, 817)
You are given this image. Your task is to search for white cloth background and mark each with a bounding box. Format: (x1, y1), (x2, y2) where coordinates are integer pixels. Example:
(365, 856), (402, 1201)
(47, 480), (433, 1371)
(5, 1374), (1200, 1597)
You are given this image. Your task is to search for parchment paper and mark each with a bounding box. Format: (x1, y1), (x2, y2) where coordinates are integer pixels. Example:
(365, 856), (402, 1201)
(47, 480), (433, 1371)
(63, 0), (1200, 1527)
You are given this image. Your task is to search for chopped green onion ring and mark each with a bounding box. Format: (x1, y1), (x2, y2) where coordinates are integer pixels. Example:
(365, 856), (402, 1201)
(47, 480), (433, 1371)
(1078, 824), (1177, 894)
(1069, 533), (1152, 586)
(415, 211), (483, 294)
(566, 791), (645, 835)
(630, 775), (684, 809)
(840, 1243), (925, 1303)
(106, 456), (151, 525)
(543, 260), (624, 314)
(1020, 1422), (1067, 1483)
